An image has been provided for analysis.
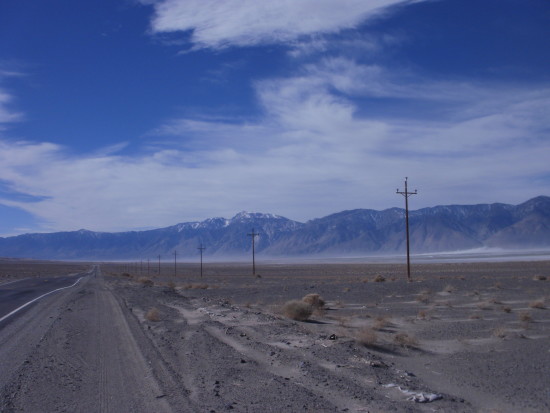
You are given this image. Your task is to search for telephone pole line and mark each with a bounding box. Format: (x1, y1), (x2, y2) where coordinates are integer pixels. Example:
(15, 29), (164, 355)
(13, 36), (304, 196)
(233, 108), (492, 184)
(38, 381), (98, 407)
(247, 228), (259, 276)
(197, 244), (206, 278)
(396, 177), (418, 281)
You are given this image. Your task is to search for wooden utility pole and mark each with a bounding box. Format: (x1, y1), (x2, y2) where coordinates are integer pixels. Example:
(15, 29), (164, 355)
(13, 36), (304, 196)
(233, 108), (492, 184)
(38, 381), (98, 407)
(247, 228), (259, 276)
(197, 244), (206, 278)
(397, 177), (418, 281)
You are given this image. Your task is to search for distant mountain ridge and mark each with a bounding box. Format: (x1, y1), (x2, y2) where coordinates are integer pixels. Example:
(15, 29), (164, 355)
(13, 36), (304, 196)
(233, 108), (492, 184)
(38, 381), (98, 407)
(0, 196), (549, 260)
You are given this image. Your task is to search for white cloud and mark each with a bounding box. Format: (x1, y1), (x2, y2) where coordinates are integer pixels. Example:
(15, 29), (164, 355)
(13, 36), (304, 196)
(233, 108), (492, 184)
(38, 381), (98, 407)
(145, 0), (421, 49)
(0, 90), (23, 125)
(1, 56), (548, 233)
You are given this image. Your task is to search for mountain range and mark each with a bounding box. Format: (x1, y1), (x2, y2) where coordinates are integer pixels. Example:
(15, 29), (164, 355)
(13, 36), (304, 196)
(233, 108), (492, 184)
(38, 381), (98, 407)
(0, 196), (549, 260)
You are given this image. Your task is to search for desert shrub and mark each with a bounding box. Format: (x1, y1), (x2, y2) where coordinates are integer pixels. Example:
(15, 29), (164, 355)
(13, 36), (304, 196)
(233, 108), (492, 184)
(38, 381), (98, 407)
(417, 310), (428, 320)
(502, 306), (512, 313)
(302, 293), (325, 310)
(443, 284), (455, 293)
(373, 315), (391, 330)
(533, 274), (547, 281)
(356, 327), (378, 347)
(145, 307), (160, 322)
(138, 277), (154, 286)
(121, 272), (132, 278)
(477, 301), (493, 310)
(529, 299), (545, 309)
(469, 313), (482, 320)
(166, 281), (176, 291)
(519, 311), (533, 323)
(374, 275), (386, 283)
(394, 333), (419, 348)
(183, 283), (209, 290)
(282, 300), (313, 321)
(416, 290), (432, 304)
(492, 327), (508, 338)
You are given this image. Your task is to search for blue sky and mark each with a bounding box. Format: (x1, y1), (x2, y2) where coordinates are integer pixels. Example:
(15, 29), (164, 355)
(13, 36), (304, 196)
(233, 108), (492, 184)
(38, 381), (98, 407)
(0, 0), (549, 236)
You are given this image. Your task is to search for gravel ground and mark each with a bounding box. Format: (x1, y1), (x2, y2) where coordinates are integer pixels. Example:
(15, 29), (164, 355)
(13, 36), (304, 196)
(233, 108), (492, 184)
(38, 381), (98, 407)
(1, 260), (549, 412)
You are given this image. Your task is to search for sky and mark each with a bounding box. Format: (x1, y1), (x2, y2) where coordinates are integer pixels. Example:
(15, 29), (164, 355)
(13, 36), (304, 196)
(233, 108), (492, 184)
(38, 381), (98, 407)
(0, 0), (549, 236)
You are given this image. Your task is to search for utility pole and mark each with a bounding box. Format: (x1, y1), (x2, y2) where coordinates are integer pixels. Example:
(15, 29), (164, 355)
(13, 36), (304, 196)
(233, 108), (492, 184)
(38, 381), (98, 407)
(147, 258), (150, 277)
(397, 177), (418, 281)
(197, 244), (206, 278)
(174, 250), (177, 277)
(247, 228), (259, 276)
(158, 255), (161, 275)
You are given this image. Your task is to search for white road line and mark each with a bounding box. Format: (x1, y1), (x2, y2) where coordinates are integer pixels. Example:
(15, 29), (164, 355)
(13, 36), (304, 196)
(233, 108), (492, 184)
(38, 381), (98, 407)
(0, 276), (84, 323)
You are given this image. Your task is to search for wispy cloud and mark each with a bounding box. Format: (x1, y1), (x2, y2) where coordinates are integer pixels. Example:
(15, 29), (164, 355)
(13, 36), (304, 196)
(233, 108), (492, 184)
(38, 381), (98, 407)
(0, 90), (22, 125)
(0, 67), (25, 126)
(145, 0), (423, 49)
(1, 57), (547, 233)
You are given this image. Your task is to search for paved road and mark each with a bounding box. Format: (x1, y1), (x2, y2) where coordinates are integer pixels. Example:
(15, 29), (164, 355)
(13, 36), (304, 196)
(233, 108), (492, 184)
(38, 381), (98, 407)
(0, 268), (93, 326)
(0, 267), (178, 412)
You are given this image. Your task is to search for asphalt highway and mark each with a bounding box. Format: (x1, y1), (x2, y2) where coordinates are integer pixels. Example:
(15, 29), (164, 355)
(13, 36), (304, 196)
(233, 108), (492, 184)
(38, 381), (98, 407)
(0, 269), (92, 326)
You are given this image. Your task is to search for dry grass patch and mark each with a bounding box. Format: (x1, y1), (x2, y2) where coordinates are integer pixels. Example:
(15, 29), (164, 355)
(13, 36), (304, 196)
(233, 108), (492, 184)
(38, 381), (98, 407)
(282, 300), (313, 321)
(518, 311), (533, 323)
(302, 293), (325, 315)
(529, 299), (546, 309)
(394, 333), (419, 348)
(373, 315), (392, 330)
(138, 277), (154, 286)
(469, 313), (483, 320)
(492, 327), (508, 339)
(183, 283), (209, 290)
(417, 310), (431, 320)
(356, 327), (378, 347)
(416, 290), (432, 304)
(145, 307), (160, 322)
(477, 301), (493, 310)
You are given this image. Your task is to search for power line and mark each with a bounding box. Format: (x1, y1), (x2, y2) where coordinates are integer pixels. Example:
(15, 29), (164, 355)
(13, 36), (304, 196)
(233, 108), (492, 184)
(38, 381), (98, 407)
(396, 177), (418, 281)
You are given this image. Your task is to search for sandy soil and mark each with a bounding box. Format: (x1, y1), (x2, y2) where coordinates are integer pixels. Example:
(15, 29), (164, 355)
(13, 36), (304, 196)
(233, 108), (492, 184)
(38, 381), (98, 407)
(1, 260), (549, 412)
(0, 259), (90, 283)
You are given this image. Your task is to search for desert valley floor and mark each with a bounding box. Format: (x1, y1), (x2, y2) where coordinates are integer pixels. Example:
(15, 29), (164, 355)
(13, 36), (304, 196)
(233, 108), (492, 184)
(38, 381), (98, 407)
(1, 259), (549, 412)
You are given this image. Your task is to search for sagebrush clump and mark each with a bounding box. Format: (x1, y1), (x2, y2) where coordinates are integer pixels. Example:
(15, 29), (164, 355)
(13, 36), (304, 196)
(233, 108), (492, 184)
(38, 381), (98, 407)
(302, 293), (325, 309)
(145, 307), (160, 322)
(138, 277), (154, 286)
(282, 300), (313, 321)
